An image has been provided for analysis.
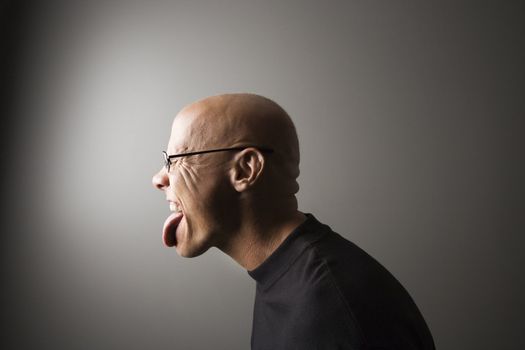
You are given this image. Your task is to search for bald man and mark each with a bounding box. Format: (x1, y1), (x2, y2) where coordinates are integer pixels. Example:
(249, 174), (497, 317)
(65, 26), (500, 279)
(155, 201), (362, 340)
(152, 93), (435, 350)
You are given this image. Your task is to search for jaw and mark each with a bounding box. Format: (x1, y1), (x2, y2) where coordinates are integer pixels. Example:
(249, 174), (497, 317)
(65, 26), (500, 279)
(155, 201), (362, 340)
(176, 218), (221, 258)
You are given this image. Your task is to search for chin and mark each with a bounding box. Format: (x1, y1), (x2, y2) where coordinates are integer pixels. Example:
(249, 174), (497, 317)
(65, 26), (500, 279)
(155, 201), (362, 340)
(176, 241), (212, 258)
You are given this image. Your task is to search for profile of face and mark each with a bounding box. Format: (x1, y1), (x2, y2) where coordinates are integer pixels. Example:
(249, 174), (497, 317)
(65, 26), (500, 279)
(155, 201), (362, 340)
(152, 107), (239, 258)
(152, 94), (301, 259)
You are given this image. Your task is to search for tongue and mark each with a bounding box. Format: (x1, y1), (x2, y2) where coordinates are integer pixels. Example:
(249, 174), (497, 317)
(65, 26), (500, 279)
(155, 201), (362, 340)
(162, 212), (184, 247)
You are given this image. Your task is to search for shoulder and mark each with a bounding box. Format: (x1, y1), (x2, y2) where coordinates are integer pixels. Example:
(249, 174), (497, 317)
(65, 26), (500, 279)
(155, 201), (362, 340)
(304, 222), (436, 350)
(278, 245), (368, 348)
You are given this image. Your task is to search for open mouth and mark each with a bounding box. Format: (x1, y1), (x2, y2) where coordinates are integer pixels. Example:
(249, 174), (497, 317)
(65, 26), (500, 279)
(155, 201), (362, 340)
(162, 202), (184, 247)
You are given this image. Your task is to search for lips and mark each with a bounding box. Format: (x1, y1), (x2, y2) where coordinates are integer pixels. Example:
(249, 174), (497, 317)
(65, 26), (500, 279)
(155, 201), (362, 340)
(162, 211), (184, 247)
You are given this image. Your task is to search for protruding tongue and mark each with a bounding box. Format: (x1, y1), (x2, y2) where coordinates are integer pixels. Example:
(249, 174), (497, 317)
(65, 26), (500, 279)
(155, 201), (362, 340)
(162, 212), (184, 247)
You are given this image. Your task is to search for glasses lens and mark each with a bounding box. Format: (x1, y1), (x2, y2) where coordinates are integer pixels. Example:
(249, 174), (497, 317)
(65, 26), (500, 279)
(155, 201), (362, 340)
(162, 151), (170, 171)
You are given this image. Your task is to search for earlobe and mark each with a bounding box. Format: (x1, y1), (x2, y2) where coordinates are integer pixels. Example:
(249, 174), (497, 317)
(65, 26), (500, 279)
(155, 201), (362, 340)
(230, 149), (265, 192)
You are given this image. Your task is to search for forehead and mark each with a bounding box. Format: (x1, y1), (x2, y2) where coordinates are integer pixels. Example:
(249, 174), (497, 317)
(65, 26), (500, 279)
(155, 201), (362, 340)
(167, 103), (214, 153)
(167, 113), (192, 153)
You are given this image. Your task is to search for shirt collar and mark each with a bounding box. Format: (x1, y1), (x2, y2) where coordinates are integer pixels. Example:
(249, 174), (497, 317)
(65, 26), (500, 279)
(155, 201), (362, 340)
(247, 213), (330, 288)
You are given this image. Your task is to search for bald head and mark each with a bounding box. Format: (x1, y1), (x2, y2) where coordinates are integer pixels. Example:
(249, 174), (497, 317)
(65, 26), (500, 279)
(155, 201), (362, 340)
(154, 93), (305, 262)
(172, 93), (300, 195)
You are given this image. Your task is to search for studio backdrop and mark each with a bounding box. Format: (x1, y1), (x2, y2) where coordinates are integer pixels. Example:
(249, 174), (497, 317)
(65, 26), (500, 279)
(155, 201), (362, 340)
(1, 1), (523, 349)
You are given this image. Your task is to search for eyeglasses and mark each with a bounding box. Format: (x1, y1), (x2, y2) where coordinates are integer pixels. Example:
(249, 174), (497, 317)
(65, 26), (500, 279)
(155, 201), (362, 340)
(162, 146), (274, 172)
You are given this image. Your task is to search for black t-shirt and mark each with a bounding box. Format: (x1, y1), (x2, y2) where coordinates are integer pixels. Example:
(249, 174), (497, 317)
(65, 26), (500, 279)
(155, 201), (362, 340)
(248, 214), (435, 350)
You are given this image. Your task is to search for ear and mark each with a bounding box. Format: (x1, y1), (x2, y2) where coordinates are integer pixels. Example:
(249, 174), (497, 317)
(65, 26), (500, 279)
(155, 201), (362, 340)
(229, 148), (265, 192)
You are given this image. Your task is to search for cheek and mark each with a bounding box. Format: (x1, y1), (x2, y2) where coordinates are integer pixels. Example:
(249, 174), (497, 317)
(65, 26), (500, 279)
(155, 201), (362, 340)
(174, 166), (210, 210)
(174, 162), (233, 222)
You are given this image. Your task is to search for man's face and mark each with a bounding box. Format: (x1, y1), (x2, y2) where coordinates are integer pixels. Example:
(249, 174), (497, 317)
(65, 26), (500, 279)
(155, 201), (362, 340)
(152, 112), (237, 257)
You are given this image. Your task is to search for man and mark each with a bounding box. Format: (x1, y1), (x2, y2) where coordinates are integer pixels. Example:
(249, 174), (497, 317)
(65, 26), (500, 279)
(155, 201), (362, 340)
(152, 93), (435, 349)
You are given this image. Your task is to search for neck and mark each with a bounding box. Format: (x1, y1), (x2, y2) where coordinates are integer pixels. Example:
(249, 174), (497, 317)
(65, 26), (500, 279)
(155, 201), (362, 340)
(218, 198), (306, 271)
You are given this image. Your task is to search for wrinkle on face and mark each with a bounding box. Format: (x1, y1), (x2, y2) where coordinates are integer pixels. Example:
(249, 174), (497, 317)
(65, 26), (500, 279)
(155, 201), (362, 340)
(177, 161), (199, 198)
(173, 151), (231, 212)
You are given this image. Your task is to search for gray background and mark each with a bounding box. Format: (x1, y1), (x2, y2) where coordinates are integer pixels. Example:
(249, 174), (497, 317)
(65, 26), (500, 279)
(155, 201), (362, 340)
(2, 1), (524, 349)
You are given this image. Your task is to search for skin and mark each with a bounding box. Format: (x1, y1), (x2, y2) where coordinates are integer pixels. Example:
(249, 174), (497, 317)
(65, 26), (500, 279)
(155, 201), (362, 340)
(152, 93), (306, 271)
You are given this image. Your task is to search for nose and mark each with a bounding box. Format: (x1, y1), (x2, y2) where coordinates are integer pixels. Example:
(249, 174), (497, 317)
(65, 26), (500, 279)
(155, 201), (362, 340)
(152, 168), (169, 190)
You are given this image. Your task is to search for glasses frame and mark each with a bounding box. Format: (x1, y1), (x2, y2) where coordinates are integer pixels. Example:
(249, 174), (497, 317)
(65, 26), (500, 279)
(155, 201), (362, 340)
(162, 146), (274, 172)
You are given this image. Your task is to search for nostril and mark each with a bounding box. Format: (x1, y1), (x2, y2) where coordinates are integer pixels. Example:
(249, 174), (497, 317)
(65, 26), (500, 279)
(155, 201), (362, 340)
(152, 170), (168, 190)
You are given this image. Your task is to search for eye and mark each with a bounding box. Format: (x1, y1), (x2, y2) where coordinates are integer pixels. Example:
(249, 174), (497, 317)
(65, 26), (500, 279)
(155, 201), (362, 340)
(171, 157), (185, 168)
